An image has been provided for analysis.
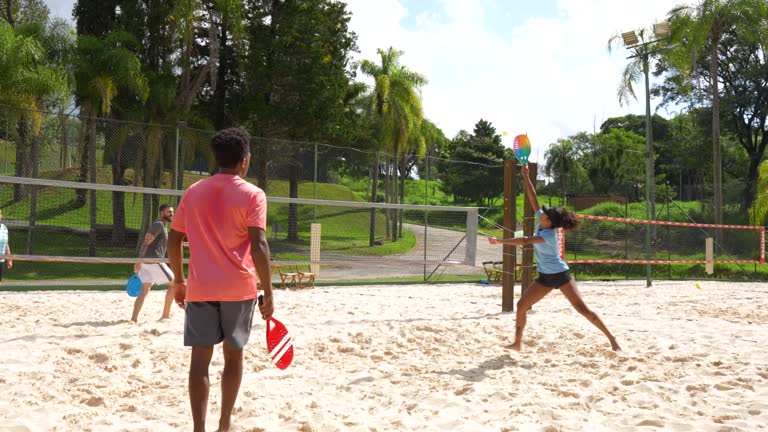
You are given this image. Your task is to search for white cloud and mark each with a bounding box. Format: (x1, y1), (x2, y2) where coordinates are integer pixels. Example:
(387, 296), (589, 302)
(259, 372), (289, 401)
(344, 0), (680, 162)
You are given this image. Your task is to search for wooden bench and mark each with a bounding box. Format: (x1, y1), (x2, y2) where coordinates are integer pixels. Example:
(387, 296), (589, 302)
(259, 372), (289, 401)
(482, 261), (522, 285)
(482, 261), (504, 285)
(295, 265), (316, 288)
(272, 265), (299, 289)
(271, 264), (315, 289)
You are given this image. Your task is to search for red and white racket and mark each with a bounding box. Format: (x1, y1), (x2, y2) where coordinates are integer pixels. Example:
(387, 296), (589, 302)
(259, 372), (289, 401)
(258, 295), (294, 370)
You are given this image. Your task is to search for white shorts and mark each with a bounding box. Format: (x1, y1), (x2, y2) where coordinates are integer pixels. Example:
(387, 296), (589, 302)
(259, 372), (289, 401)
(138, 263), (174, 285)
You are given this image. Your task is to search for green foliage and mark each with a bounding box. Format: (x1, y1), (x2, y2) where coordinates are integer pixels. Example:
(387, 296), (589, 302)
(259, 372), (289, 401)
(749, 160), (768, 225)
(437, 119), (505, 207)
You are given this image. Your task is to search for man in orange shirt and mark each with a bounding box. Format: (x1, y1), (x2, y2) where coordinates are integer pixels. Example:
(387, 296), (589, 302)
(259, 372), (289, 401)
(168, 127), (274, 432)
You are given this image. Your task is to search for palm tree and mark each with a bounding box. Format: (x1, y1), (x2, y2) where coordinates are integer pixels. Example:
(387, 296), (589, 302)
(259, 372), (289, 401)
(73, 31), (148, 255)
(0, 21), (67, 200)
(361, 47), (425, 242)
(666, 0), (765, 227)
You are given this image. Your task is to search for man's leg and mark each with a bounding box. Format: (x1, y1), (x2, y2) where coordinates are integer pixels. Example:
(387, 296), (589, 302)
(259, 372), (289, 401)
(130, 282), (153, 323)
(189, 345), (214, 432)
(161, 281), (174, 319)
(218, 299), (256, 431)
(218, 340), (244, 432)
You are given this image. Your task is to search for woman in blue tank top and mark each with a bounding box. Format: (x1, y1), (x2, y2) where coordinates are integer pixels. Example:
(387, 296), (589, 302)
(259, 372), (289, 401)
(488, 165), (620, 352)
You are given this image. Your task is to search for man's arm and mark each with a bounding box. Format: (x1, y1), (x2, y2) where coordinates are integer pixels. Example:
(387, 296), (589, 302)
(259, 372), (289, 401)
(249, 227), (274, 320)
(5, 243), (11, 269)
(134, 231), (156, 272)
(168, 229), (186, 307)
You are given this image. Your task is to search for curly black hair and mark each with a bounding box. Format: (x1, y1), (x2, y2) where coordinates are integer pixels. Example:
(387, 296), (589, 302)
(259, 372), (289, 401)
(211, 127), (251, 169)
(543, 206), (580, 230)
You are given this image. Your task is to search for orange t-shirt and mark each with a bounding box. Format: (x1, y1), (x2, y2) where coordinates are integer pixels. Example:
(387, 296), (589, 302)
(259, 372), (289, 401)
(171, 174), (267, 302)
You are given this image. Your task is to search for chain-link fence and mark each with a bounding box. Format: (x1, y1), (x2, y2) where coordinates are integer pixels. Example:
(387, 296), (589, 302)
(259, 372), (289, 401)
(1, 102), (765, 284)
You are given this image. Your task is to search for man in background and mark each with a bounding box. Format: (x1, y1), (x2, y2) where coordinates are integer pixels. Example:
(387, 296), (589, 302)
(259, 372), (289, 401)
(132, 203), (175, 322)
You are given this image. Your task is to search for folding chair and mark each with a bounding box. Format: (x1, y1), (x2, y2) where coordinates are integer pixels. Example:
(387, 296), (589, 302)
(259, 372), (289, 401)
(295, 265), (316, 288)
(275, 265), (299, 289)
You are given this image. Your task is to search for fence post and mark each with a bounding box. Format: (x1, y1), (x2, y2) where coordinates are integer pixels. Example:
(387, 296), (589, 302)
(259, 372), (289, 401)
(313, 141), (318, 222)
(464, 207), (478, 267)
(502, 160), (516, 312)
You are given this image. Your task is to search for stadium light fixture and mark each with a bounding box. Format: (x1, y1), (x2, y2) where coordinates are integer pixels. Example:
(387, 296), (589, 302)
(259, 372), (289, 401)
(621, 31), (639, 47)
(653, 22), (671, 39)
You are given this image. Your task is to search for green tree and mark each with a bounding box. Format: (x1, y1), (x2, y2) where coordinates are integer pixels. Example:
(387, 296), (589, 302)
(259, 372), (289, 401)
(73, 31), (148, 254)
(583, 129), (645, 195)
(543, 138), (593, 202)
(361, 47), (425, 241)
(665, 0), (767, 223)
(0, 21), (67, 199)
(749, 160), (768, 225)
(438, 119), (505, 207)
(244, 0), (358, 241)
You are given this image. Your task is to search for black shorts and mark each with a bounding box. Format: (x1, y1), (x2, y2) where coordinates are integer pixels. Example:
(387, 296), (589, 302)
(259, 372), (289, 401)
(184, 299), (256, 349)
(535, 270), (572, 289)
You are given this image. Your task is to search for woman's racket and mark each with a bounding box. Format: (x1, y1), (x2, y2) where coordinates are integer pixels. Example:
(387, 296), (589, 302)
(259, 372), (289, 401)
(513, 134), (531, 165)
(258, 295), (294, 370)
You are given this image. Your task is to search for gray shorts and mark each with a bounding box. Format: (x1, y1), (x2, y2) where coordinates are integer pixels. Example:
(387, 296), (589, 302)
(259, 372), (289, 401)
(184, 299), (256, 349)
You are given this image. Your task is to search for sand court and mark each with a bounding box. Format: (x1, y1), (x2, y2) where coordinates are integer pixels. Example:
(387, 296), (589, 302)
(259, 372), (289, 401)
(1, 280), (767, 431)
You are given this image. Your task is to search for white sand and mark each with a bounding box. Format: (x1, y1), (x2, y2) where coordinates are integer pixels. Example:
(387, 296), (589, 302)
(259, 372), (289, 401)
(0, 280), (767, 432)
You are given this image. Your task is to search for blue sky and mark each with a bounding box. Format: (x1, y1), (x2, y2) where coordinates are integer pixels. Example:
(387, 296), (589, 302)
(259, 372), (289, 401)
(43, 0), (682, 162)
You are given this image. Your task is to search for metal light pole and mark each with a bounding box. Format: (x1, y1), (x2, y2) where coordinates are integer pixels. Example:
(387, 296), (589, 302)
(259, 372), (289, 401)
(621, 22), (671, 287)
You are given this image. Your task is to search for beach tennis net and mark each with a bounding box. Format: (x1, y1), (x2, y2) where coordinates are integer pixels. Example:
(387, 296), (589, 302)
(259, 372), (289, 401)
(0, 175), (481, 282)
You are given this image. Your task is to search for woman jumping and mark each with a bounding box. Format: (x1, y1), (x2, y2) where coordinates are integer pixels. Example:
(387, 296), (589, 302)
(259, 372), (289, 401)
(489, 166), (621, 352)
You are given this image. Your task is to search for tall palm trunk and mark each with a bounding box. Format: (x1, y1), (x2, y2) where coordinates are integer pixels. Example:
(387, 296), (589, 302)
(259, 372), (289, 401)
(392, 146), (399, 242)
(76, 106), (95, 208)
(399, 160), (406, 238)
(385, 157), (391, 239)
(59, 108), (69, 169)
(27, 134), (40, 254)
(369, 152), (379, 246)
(287, 157), (300, 242)
(711, 18), (722, 241)
(13, 118), (29, 201)
(111, 143), (127, 244)
(88, 118), (98, 256)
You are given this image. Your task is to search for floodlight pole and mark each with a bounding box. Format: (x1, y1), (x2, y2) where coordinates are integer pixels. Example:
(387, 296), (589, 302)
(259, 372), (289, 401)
(626, 32), (671, 288)
(642, 48), (654, 288)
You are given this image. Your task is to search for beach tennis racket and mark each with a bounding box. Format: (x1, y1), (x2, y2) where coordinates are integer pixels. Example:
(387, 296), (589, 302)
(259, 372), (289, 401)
(258, 295), (294, 370)
(126, 272), (142, 297)
(513, 134), (531, 166)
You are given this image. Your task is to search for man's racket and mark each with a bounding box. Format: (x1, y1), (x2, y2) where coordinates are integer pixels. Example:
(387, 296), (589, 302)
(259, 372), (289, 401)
(258, 295), (294, 370)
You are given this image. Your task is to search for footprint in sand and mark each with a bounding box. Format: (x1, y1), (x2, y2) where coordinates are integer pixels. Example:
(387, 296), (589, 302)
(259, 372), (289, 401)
(636, 419), (664, 427)
(88, 352), (110, 364)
